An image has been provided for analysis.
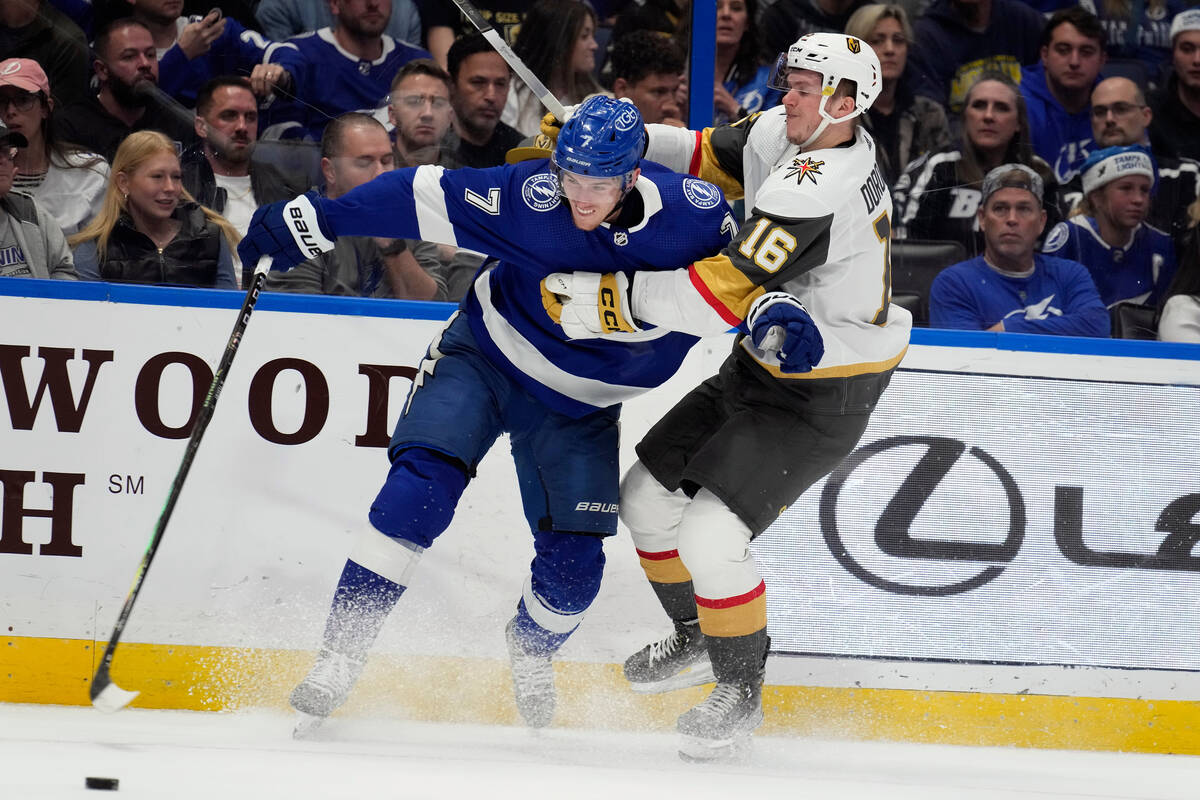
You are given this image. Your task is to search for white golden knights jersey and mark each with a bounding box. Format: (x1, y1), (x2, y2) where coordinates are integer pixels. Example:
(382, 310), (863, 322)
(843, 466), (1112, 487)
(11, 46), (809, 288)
(633, 106), (911, 401)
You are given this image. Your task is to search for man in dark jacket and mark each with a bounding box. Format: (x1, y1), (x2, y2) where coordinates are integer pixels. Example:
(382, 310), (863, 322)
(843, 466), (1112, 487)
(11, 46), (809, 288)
(54, 19), (196, 161)
(183, 75), (309, 286)
(1149, 9), (1200, 162)
(447, 34), (523, 169)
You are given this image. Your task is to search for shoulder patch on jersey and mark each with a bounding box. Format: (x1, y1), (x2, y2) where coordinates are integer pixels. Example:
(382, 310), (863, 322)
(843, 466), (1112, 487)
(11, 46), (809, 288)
(1043, 221), (1069, 252)
(682, 178), (722, 209)
(521, 172), (560, 212)
(784, 156), (824, 186)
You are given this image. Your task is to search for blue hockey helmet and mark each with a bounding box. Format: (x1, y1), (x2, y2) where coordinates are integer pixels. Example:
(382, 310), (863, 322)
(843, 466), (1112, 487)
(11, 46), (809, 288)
(552, 95), (645, 193)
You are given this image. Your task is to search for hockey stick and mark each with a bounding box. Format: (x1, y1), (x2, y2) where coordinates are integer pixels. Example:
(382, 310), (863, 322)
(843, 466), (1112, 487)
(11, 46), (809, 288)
(90, 256), (273, 713)
(447, 0), (566, 120)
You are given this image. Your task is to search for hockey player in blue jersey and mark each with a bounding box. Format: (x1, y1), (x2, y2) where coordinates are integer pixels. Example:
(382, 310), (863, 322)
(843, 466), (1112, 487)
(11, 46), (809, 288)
(1043, 145), (1178, 308)
(237, 95), (737, 734)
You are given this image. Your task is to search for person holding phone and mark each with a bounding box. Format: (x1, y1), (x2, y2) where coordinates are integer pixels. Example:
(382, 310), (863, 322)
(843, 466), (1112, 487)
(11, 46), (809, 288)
(124, 0), (302, 106)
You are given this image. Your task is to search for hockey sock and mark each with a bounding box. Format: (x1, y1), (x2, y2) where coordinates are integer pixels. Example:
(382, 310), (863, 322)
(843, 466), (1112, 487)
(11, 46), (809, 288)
(321, 559), (406, 661)
(706, 628), (770, 685)
(649, 579), (700, 625)
(509, 598), (573, 655)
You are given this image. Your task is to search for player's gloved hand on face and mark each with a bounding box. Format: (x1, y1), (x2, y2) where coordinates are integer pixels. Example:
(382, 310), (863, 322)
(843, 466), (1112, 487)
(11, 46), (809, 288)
(236, 190), (335, 273)
(747, 292), (824, 373)
(541, 271), (642, 339)
(538, 104), (577, 148)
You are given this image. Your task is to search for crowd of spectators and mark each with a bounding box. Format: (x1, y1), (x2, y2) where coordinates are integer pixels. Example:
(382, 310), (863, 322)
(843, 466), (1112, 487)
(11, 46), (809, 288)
(0, 0), (1198, 341)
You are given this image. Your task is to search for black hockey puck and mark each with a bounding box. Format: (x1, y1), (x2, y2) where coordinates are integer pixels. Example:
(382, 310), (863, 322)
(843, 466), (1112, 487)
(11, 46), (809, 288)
(85, 777), (119, 790)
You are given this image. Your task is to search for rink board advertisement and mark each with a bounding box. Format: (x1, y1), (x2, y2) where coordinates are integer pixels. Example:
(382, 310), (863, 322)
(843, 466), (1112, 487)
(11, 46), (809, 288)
(3, 281), (1200, 752)
(763, 369), (1200, 672)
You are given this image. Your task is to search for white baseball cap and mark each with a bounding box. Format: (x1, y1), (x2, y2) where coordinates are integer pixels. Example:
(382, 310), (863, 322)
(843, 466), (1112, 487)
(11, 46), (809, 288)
(1169, 9), (1200, 42)
(1080, 145), (1155, 195)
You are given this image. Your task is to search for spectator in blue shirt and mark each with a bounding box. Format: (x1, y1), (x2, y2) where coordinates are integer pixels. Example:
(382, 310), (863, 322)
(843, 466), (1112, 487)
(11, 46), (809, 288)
(1020, 7), (1106, 182)
(930, 163), (1110, 336)
(125, 0), (299, 107)
(255, 0), (424, 49)
(260, 0), (431, 141)
(1043, 145), (1177, 308)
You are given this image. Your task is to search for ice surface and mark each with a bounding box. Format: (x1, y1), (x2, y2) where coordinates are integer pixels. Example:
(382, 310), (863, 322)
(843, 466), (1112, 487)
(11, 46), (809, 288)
(4, 703), (1199, 799)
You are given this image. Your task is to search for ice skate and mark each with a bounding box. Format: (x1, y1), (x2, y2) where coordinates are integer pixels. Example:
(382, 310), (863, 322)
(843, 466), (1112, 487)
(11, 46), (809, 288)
(288, 648), (365, 738)
(505, 618), (556, 728)
(623, 621), (714, 693)
(676, 680), (763, 763)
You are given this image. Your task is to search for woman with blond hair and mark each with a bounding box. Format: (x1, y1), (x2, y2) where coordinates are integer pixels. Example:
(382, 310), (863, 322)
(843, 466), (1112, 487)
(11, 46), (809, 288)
(845, 4), (950, 185)
(69, 131), (239, 288)
(1043, 145), (1176, 309)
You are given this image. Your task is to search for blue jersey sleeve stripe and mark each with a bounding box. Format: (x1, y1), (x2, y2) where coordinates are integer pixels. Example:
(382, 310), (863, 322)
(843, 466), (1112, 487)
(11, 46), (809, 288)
(413, 165), (457, 246)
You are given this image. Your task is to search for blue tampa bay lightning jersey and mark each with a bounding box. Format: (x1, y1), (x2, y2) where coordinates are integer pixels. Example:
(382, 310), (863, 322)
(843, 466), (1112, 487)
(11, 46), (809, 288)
(319, 158), (737, 416)
(260, 27), (430, 140)
(929, 255), (1110, 337)
(1042, 217), (1177, 308)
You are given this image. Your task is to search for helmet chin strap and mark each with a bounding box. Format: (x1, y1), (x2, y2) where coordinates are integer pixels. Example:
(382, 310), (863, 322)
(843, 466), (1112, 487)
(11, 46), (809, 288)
(799, 94), (859, 150)
(799, 117), (832, 149)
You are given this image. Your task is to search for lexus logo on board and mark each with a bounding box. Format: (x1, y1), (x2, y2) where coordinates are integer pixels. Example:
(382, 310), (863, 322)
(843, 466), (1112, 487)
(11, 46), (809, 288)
(819, 435), (1026, 597)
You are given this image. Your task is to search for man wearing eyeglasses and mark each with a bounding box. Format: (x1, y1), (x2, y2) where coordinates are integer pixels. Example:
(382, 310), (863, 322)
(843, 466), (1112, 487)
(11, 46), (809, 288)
(0, 120), (76, 280)
(385, 59), (484, 302)
(386, 59), (455, 168)
(1056, 75), (1200, 244)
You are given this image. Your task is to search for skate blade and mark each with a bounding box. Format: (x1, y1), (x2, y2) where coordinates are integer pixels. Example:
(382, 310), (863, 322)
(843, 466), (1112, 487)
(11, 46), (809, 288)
(292, 711), (326, 740)
(677, 732), (752, 764)
(628, 661), (715, 694)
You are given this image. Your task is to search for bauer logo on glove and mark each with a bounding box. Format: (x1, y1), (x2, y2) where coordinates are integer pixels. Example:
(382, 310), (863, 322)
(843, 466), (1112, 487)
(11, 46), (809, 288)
(237, 190), (336, 272)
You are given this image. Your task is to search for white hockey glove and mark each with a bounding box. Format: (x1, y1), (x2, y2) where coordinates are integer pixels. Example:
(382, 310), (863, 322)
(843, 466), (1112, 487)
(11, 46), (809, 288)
(542, 271), (642, 339)
(747, 291), (824, 373)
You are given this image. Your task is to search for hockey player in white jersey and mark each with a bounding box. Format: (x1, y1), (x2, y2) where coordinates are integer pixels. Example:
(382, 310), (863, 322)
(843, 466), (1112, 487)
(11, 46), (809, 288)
(542, 32), (912, 761)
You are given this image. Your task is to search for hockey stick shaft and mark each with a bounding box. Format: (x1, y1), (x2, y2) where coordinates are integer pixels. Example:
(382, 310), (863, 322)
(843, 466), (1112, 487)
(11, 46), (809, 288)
(447, 0), (566, 120)
(90, 257), (273, 713)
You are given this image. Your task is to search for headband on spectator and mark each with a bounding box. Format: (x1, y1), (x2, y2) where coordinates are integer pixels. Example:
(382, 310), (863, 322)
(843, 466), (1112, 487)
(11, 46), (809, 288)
(1080, 145), (1155, 196)
(1169, 9), (1200, 42)
(980, 163), (1044, 206)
